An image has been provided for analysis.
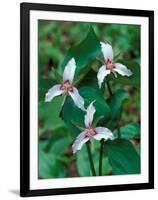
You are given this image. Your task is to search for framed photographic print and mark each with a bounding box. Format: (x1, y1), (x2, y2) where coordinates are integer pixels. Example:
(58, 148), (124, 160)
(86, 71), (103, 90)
(20, 2), (154, 197)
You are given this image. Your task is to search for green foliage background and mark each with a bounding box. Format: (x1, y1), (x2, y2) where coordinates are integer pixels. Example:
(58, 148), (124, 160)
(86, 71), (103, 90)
(38, 20), (140, 179)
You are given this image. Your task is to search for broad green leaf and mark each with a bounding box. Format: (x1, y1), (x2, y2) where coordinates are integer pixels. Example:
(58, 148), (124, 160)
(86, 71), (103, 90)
(80, 87), (111, 124)
(74, 60), (101, 87)
(95, 157), (112, 176)
(38, 149), (56, 178)
(74, 67), (94, 86)
(77, 68), (100, 90)
(51, 68), (63, 83)
(61, 26), (101, 76)
(102, 157), (112, 175)
(62, 87), (112, 137)
(38, 78), (58, 102)
(114, 123), (140, 139)
(39, 96), (65, 136)
(61, 96), (83, 137)
(50, 137), (72, 155)
(105, 139), (140, 175)
(92, 140), (112, 175)
(38, 147), (67, 179)
(76, 146), (91, 176)
(39, 126), (70, 153)
(114, 60), (140, 87)
(76, 140), (112, 176)
(106, 90), (130, 130)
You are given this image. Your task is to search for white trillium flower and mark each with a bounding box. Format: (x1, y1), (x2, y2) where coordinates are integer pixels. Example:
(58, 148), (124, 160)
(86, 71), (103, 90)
(97, 42), (133, 88)
(45, 58), (85, 111)
(72, 101), (114, 154)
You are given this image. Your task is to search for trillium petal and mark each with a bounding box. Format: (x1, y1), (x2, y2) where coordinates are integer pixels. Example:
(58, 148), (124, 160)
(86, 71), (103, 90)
(72, 130), (89, 154)
(93, 127), (114, 141)
(97, 65), (111, 88)
(45, 84), (64, 102)
(114, 63), (133, 77)
(84, 101), (96, 128)
(63, 57), (76, 83)
(100, 42), (114, 62)
(68, 87), (85, 111)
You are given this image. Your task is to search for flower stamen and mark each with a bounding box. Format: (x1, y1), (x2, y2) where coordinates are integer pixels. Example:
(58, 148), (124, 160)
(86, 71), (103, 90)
(106, 58), (115, 70)
(60, 80), (74, 93)
(85, 128), (97, 138)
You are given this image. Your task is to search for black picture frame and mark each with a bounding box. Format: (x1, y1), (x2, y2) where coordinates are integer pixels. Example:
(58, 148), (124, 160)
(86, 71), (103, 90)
(20, 2), (154, 197)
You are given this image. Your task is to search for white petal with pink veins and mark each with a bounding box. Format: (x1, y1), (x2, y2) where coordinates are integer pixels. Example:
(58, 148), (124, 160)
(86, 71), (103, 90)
(100, 42), (114, 62)
(72, 130), (89, 154)
(45, 84), (64, 102)
(68, 87), (85, 111)
(63, 57), (76, 83)
(84, 101), (96, 128)
(93, 127), (114, 141)
(114, 63), (133, 77)
(97, 65), (110, 88)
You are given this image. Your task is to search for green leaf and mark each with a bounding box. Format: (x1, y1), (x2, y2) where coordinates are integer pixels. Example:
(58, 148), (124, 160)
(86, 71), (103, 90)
(77, 68), (100, 90)
(39, 96), (65, 136)
(114, 60), (140, 87)
(102, 157), (112, 175)
(80, 87), (112, 124)
(38, 147), (67, 179)
(92, 140), (112, 175)
(95, 157), (112, 175)
(74, 67), (94, 86)
(50, 137), (72, 155)
(114, 123), (140, 139)
(51, 68), (63, 83)
(76, 140), (112, 176)
(38, 78), (58, 102)
(105, 139), (140, 175)
(76, 146), (91, 176)
(38, 149), (56, 178)
(61, 26), (101, 76)
(62, 87), (112, 137)
(106, 90), (130, 130)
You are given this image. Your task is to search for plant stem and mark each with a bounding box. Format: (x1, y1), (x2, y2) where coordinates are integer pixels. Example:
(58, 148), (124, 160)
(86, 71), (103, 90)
(117, 125), (121, 138)
(61, 94), (67, 107)
(99, 139), (104, 176)
(59, 95), (67, 118)
(86, 142), (96, 176)
(106, 81), (112, 97)
(117, 107), (122, 138)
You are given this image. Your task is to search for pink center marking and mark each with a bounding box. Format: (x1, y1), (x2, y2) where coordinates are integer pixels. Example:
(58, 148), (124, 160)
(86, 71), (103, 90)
(60, 80), (74, 93)
(106, 58), (115, 70)
(84, 128), (97, 138)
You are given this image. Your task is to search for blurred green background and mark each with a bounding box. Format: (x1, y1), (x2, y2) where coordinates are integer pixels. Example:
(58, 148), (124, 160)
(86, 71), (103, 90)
(38, 20), (140, 179)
